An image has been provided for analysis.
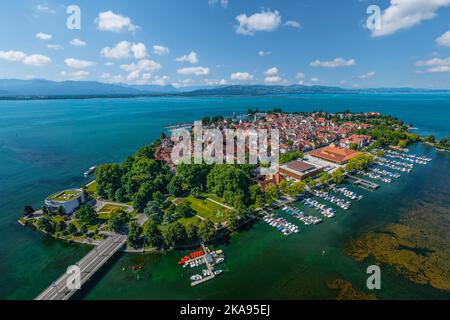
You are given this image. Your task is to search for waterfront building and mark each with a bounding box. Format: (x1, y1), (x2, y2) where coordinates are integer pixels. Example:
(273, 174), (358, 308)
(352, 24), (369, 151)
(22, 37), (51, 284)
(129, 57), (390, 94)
(308, 144), (362, 165)
(44, 189), (86, 215)
(279, 160), (324, 181)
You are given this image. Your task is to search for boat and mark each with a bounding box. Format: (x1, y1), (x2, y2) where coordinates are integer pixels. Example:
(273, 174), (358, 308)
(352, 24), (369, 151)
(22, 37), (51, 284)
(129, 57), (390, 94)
(214, 270), (223, 276)
(190, 274), (202, 281)
(83, 166), (97, 177)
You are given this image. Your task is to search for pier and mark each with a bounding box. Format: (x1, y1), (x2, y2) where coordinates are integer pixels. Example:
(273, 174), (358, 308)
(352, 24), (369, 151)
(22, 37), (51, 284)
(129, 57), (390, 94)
(347, 175), (380, 190)
(190, 244), (216, 286)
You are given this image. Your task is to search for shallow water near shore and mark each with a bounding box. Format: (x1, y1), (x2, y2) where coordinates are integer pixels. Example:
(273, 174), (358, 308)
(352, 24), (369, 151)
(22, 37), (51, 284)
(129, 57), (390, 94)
(0, 94), (449, 299)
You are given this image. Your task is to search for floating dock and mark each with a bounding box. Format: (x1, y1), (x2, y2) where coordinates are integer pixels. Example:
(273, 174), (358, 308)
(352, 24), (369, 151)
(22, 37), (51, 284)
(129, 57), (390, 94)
(347, 175), (380, 190)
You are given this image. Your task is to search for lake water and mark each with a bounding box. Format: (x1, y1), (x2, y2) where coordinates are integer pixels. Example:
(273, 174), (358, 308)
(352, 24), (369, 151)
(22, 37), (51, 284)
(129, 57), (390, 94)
(0, 94), (449, 299)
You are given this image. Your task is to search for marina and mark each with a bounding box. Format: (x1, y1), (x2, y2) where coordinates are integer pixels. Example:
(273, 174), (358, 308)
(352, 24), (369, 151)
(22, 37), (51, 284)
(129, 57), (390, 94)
(301, 198), (336, 218)
(331, 186), (363, 200)
(281, 206), (322, 225)
(262, 214), (300, 236)
(313, 191), (352, 210)
(178, 245), (225, 287)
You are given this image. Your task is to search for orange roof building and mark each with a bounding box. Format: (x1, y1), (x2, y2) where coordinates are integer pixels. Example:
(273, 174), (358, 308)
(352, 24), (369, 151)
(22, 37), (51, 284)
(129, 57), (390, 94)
(308, 144), (362, 165)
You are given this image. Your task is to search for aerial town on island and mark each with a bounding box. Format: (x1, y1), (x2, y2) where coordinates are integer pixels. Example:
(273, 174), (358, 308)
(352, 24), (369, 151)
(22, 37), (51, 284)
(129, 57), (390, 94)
(21, 109), (437, 299)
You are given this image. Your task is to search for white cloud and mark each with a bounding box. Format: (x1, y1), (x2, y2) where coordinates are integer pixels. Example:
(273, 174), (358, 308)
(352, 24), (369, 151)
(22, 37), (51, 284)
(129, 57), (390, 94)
(175, 51), (199, 64)
(264, 67), (279, 76)
(264, 76), (282, 84)
(296, 72), (305, 80)
(177, 66), (210, 76)
(127, 69), (141, 81)
(95, 11), (140, 33)
(120, 59), (162, 73)
(61, 70), (90, 80)
(236, 9), (282, 35)
(105, 62), (115, 66)
(36, 32), (52, 40)
(152, 75), (171, 86)
(153, 45), (170, 56)
(70, 38), (86, 47)
(47, 44), (63, 50)
(258, 51), (271, 57)
(173, 78), (196, 88)
(204, 78), (228, 86)
(310, 77), (320, 82)
(101, 73), (124, 83)
(0, 50), (51, 67)
(436, 30), (450, 47)
(310, 57), (356, 68)
(371, 0), (450, 37)
(100, 41), (132, 59)
(131, 43), (148, 59)
(416, 57), (450, 73)
(64, 58), (95, 69)
(284, 20), (301, 28)
(23, 54), (52, 66)
(0, 50), (27, 62)
(209, 0), (228, 9)
(230, 72), (254, 81)
(358, 71), (376, 79)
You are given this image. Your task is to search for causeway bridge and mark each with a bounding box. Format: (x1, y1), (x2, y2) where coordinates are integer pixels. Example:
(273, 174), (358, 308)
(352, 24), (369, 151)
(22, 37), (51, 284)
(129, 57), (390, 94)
(36, 213), (148, 300)
(35, 234), (127, 300)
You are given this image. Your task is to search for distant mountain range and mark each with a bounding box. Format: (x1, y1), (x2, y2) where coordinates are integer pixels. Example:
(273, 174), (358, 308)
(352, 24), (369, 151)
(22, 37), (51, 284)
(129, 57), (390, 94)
(0, 79), (449, 100)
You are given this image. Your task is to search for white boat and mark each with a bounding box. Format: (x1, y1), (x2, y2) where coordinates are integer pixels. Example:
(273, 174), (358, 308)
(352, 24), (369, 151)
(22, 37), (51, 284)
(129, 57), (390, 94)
(190, 274), (202, 281)
(214, 270), (223, 276)
(83, 166), (97, 177)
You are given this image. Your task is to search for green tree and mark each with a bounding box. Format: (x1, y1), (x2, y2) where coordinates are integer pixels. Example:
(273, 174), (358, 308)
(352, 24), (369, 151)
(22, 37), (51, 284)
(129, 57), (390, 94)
(162, 222), (186, 247)
(75, 205), (97, 229)
(265, 184), (280, 201)
(127, 222), (143, 248)
(108, 209), (130, 233)
(36, 216), (54, 234)
(57, 206), (66, 216)
(142, 220), (161, 247)
(167, 175), (183, 196)
(197, 219), (216, 243)
(23, 205), (35, 217)
(144, 200), (164, 223)
(174, 203), (192, 220)
(332, 168), (345, 184)
(185, 222), (199, 242)
(67, 222), (78, 235)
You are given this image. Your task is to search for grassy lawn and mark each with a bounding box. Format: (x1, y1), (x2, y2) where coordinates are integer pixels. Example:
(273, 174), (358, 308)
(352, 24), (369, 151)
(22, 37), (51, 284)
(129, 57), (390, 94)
(183, 195), (230, 223)
(84, 180), (97, 195)
(49, 190), (82, 202)
(178, 215), (202, 226)
(97, 204), (129, 218)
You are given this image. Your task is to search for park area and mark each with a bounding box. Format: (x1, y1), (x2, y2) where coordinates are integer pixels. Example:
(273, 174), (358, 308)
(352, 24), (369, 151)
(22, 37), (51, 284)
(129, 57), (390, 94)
(176, 194), (232, 224)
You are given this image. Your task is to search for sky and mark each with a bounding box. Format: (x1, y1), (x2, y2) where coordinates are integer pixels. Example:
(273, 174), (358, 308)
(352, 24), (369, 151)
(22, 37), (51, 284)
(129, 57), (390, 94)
(0, 0), (450, 89)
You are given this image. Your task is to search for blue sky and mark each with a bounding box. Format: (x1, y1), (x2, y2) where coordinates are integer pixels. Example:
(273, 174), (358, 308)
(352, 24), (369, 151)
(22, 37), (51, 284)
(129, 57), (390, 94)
(0, 0), (450, 88)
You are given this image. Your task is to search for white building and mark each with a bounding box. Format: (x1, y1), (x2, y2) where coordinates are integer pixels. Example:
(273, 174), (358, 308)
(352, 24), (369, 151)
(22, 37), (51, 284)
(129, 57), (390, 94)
(45, 188), (86, 215)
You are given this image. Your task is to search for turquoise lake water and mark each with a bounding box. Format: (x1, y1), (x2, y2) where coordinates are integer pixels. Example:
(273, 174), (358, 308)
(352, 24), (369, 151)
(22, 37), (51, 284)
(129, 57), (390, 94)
(0, 94), (449, 299)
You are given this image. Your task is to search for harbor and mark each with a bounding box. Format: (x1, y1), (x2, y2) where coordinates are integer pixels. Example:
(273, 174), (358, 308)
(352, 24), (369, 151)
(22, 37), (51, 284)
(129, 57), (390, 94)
(178, 244), (225, 287)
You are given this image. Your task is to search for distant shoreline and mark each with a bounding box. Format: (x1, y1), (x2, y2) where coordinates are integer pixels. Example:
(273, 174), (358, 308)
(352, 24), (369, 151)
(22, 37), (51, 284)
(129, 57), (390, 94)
(2, 91), (450, 102)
